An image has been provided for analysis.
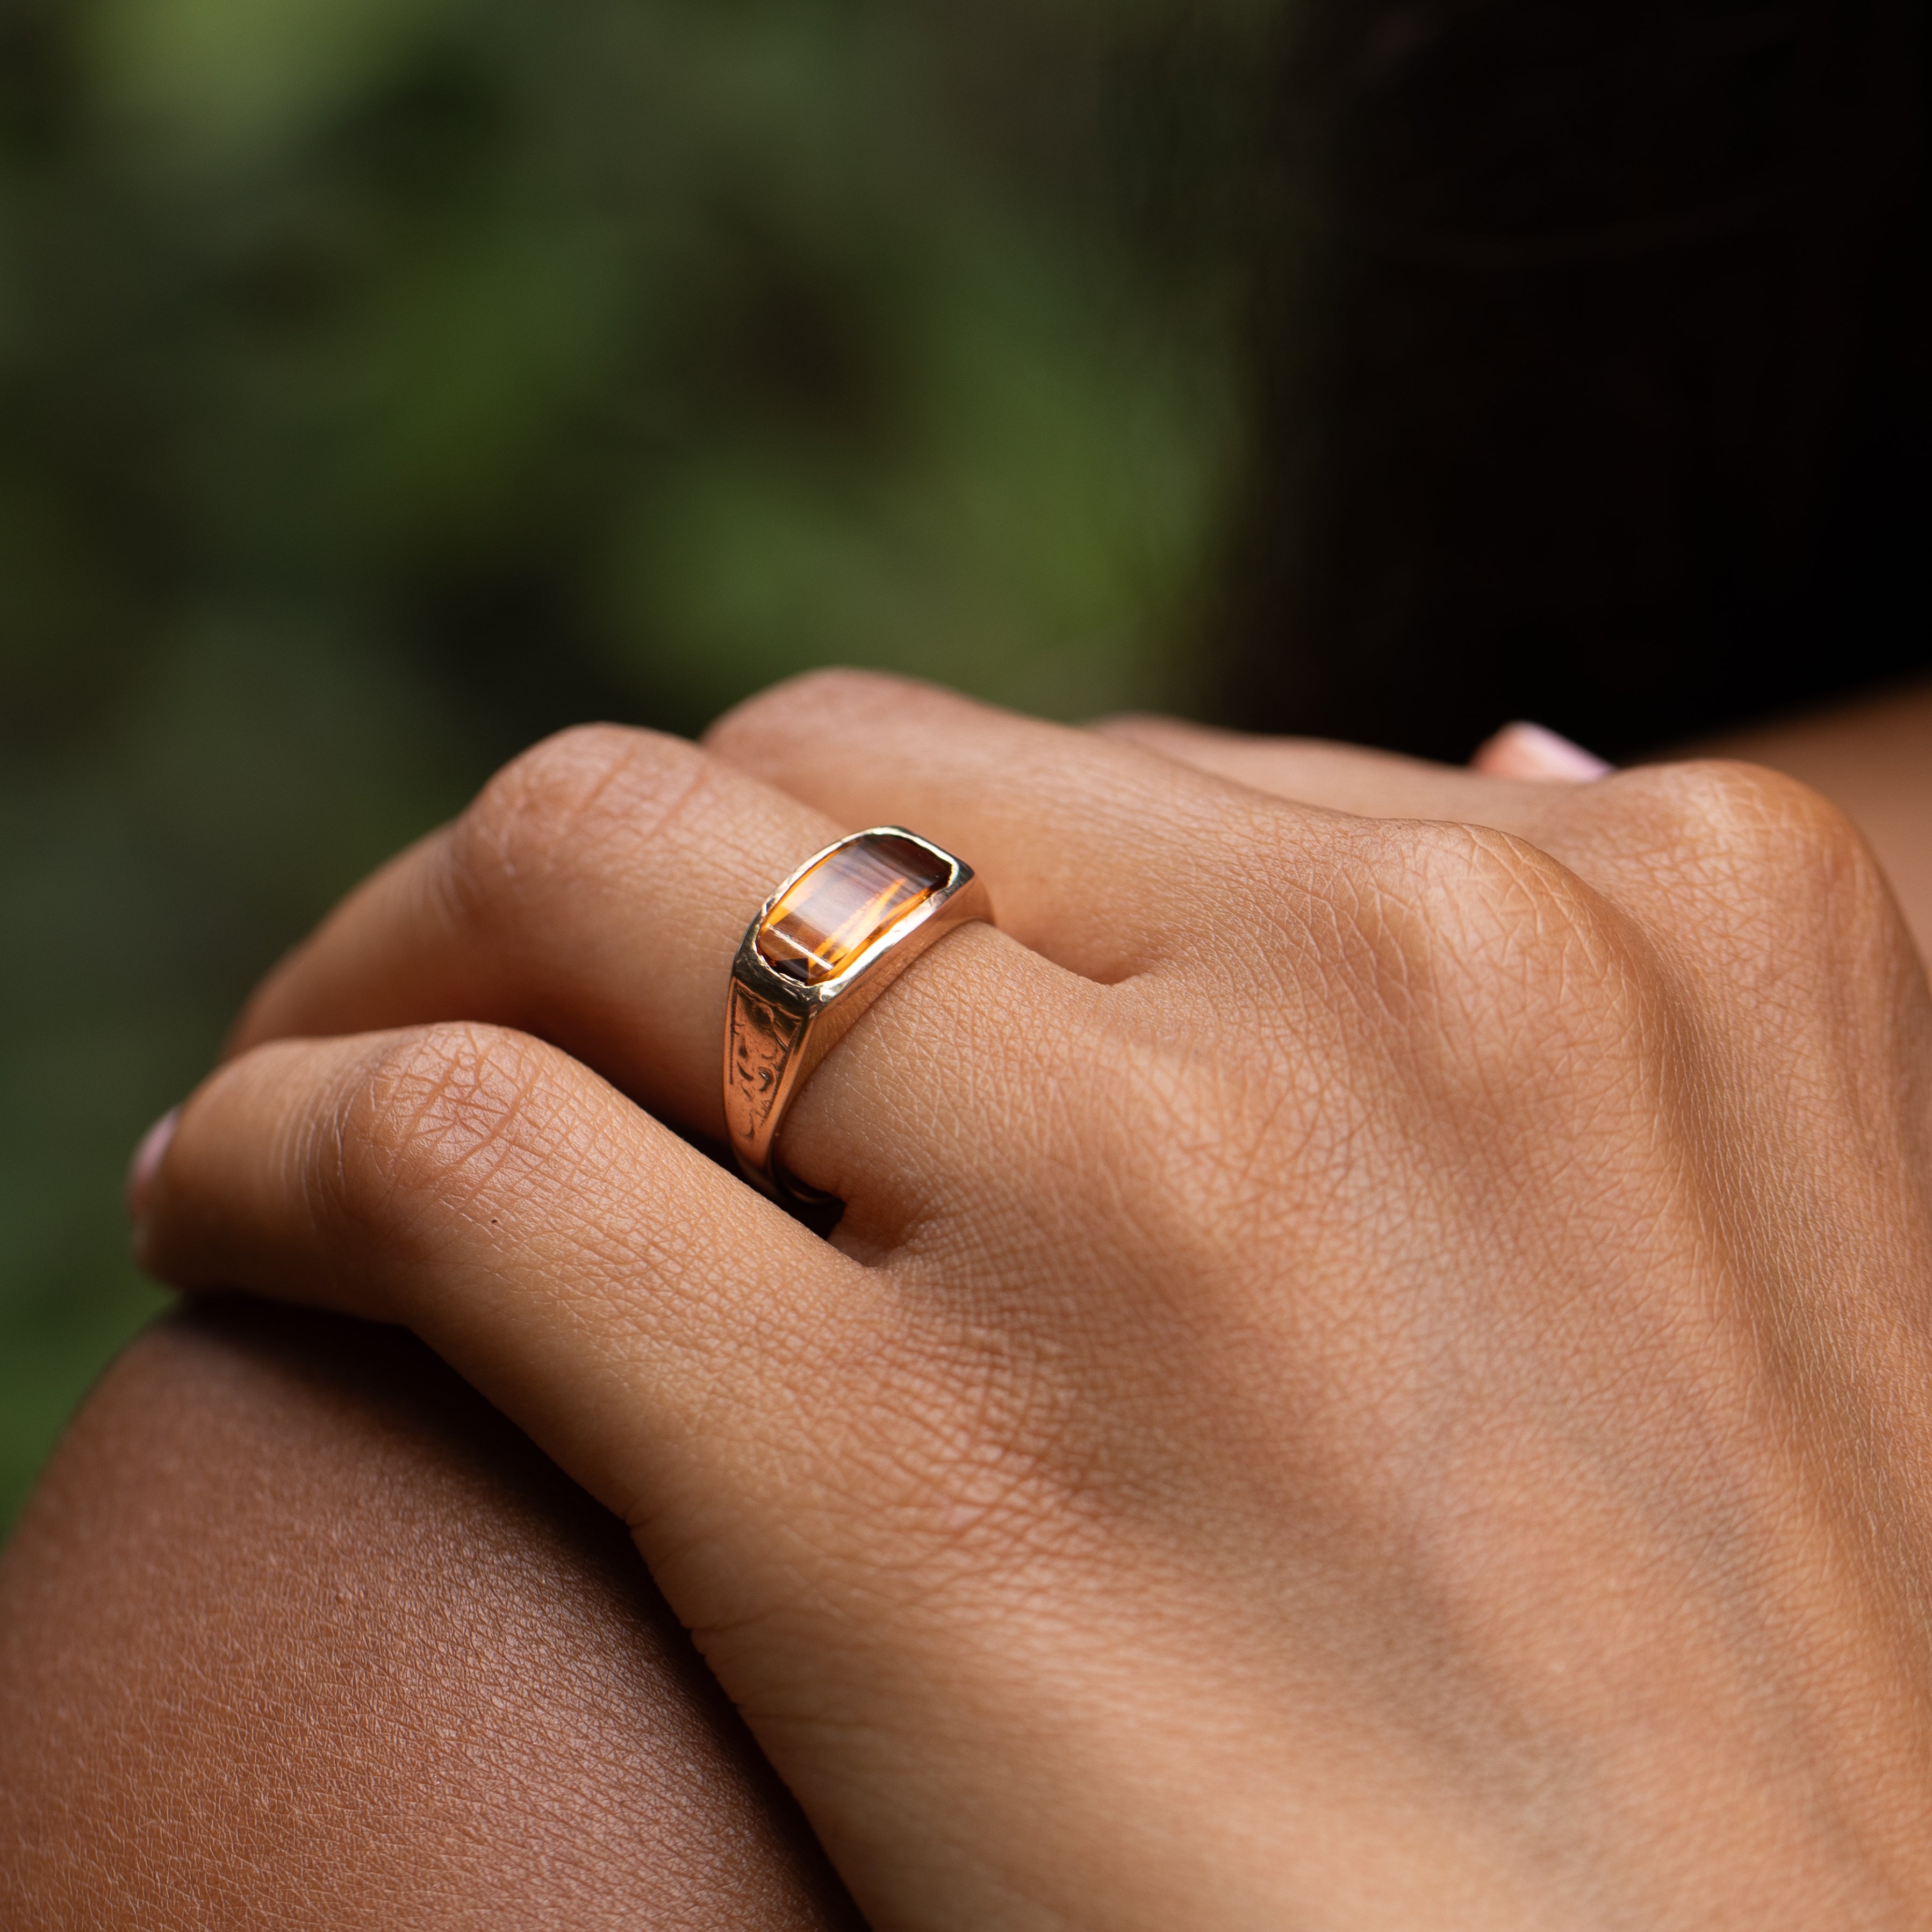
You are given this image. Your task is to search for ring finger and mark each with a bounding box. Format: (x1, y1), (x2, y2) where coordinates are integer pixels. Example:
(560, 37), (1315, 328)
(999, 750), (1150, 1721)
(230, 724), (1078, 1211)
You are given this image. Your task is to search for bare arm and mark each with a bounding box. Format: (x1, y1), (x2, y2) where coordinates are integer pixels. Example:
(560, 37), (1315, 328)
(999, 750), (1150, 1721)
(0, 1298), (860, 1931)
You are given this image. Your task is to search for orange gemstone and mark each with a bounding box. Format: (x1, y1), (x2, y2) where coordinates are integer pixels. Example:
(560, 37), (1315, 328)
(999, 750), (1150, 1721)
(756, 832), (951, 986)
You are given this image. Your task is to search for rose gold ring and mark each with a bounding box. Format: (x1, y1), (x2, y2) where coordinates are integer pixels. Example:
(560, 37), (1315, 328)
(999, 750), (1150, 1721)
(723, 827), (993, 1203)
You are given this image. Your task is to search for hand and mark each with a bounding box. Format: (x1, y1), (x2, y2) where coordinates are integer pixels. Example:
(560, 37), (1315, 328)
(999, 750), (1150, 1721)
(132, 673), (1932, 1929)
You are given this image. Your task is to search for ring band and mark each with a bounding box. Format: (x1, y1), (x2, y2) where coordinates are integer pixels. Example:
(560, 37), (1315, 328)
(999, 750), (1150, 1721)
(723, 827), (993, 1202)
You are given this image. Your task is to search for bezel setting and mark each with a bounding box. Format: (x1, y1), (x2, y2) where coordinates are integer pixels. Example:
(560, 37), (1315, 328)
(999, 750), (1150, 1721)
(722, 826), (990, 1205)
(734, 827), (968, 1011)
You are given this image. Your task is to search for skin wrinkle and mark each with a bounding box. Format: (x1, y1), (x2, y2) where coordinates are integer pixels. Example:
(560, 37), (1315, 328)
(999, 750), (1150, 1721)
(863, 1268), (1177, 1567)
(308, 1030), (593, 1319)
(451, 724), (708, 916)
(270, 1035), (805, 1553)
(513, 762), (757, 1050)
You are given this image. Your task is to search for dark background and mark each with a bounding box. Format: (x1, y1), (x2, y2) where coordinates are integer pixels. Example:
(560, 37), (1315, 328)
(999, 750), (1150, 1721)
(1220, 0), (1929, 757)
(2, 0), (1924, 1524)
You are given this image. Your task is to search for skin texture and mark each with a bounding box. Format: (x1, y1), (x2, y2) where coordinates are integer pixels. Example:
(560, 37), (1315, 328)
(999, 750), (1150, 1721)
(1692, 679), (1932, 965)
(0, 1296), (859, 1932)
(112, 667), (1932, 1930)
(7, 671), (1930, 1928)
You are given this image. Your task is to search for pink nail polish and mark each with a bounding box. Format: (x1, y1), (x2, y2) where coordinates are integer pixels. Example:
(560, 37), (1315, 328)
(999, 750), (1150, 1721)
(125, 1107), (180, 1225)
(1477, 721), (1613, 782)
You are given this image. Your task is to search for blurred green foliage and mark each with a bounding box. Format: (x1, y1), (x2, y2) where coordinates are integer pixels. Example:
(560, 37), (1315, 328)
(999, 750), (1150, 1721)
(0, 0), (1284, 1522)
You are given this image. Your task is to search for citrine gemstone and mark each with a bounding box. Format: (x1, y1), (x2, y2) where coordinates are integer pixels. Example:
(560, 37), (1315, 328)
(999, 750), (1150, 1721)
(756, 832), (952, 985)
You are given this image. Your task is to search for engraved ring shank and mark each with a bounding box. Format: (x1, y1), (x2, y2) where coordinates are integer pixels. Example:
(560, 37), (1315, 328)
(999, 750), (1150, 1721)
(723, 827), (992, 1202)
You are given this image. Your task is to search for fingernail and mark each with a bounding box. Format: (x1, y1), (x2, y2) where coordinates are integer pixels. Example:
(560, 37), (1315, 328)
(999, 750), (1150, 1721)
(1475, 721), (1613, 783)
(125, 1106), (180, 1227)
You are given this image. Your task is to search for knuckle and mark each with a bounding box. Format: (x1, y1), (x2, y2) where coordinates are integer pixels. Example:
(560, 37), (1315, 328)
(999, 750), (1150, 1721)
(709, 666), (918, 757)
(1380, 819), (1628, 990)
(1633, 758), (1863, 873)
(1611, 758), (1894, 942)
(319, 1021), (551, 1237)
(1200, 813), (1644, 1090)
(442, 723), (705, 930)
(1310, 820), (1661, 1085)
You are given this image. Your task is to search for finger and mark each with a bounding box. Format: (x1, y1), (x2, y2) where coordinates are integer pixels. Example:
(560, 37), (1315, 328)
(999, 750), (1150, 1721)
(1096, 714), (1568, 821)
(1096, 713), (1662, 906)
(1104, 715), (1871, 1001)
(132, 1017), (1042, 1904)
(706, 672), (1304, 981)
(230, 724), (1073, 1209)
(707, 675), (1624, 972)
(135, 1022), (866, 1540)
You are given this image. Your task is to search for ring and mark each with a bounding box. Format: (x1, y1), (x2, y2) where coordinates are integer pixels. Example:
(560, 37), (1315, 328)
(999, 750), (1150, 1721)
(723, 827), (993, 1203)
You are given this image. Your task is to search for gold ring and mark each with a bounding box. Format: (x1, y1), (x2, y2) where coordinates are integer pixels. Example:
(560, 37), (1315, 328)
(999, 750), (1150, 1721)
(723, 827), (992, 1203)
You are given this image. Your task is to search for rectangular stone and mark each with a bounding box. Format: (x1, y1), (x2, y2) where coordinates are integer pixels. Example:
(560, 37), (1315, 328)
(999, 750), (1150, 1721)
(756, 832), (950, 985)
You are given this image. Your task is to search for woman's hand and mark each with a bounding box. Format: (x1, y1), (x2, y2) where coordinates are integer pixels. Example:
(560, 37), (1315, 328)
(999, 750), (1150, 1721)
(132, 672), (1932, 1929)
